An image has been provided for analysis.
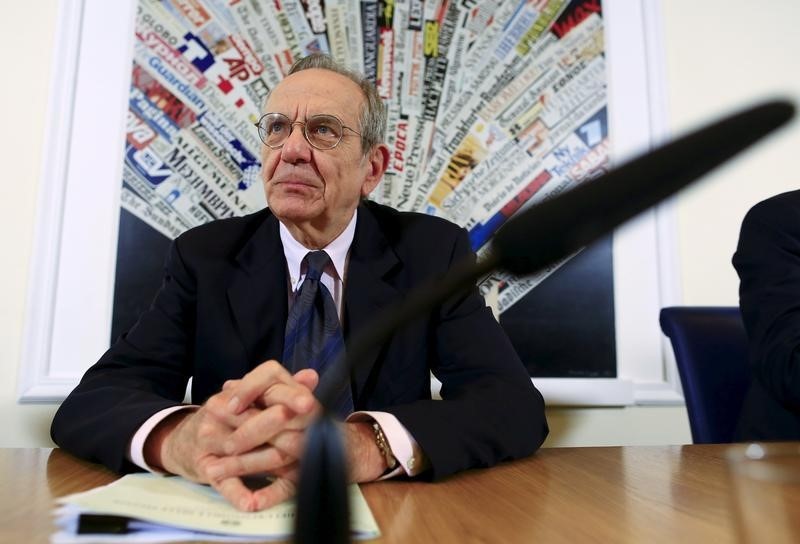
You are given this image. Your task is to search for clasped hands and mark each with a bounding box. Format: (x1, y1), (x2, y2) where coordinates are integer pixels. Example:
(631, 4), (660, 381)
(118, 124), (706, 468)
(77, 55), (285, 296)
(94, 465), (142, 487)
(144, 360), (387, 511)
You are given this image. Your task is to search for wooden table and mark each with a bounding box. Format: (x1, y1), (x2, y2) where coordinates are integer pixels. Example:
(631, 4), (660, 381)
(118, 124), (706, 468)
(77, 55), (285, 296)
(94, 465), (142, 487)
(0, 445), (745, 542)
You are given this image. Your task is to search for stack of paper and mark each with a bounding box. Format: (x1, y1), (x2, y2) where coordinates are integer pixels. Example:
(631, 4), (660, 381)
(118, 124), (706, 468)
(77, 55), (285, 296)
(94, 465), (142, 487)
(52, 474), (380, 543)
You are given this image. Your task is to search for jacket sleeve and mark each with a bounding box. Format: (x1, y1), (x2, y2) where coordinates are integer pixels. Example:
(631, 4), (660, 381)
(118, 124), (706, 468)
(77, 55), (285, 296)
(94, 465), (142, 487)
(50, 238), (196, 473)
(389, 227), (548, 480)
(733, 196), (800, 412)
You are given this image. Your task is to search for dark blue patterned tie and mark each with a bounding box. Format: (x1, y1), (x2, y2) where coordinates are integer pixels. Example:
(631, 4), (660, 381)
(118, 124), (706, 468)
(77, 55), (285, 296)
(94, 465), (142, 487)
(283, 251), (353, 416)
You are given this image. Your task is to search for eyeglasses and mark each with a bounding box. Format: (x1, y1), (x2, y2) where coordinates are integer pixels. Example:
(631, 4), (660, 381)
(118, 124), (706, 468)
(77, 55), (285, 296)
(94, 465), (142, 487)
(254, 112), (362, 150)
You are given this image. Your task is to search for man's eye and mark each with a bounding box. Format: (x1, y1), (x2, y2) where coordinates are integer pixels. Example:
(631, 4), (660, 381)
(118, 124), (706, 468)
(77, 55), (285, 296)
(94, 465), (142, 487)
(313, 124), (332, 135)
(269, 122), (286, 134)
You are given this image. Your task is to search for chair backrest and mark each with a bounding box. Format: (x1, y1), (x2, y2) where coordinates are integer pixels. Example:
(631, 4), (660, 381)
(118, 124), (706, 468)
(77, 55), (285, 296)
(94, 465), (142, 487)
(659, 306), (750, 444)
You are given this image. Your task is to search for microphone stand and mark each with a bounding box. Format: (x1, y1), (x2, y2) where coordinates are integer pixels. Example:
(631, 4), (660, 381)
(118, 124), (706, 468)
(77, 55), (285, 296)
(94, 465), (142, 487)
(293, 100), (795, 544)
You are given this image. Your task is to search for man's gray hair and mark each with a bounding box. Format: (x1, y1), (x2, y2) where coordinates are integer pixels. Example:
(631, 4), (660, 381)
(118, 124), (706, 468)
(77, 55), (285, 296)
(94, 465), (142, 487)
(286, 54), (387, 153)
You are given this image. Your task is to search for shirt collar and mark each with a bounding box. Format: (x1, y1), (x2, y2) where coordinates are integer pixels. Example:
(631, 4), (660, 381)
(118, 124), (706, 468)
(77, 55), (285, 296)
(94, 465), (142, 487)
(279, 209), (357, 286)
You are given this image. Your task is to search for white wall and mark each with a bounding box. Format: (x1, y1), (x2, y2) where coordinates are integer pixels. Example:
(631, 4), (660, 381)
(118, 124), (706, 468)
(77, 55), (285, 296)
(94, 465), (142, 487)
(665, 0), (800, 304)
(0, 0), (61, 446)
(3, 0), (799, 448)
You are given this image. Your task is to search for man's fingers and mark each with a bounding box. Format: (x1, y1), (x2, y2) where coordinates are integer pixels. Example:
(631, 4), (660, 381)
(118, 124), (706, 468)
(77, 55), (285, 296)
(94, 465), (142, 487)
(224, 361), (316, 415)
(293, 368), (320, 391)
(210, 469), (300, 512)
(204, 447), (295, 481)
(161, 409), (238, 476)
(213, 476), (260, 512)
(270, 429), (307, 459)
(204, 393), (263, 428)
(252, 476), (298, 511)
(223, 404), (314, 455)
(222, 379), (241, 391)
(251, 381), (319, 414)
(227, 360), (293, 413)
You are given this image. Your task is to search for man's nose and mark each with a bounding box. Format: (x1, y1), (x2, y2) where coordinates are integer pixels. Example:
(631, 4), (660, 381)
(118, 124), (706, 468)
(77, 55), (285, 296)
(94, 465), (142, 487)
(280, 123), (312, 163)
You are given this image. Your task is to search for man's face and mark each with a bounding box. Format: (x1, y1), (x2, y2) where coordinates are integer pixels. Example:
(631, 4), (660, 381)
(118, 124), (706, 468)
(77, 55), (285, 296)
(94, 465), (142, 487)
(261, 69), (386, 239)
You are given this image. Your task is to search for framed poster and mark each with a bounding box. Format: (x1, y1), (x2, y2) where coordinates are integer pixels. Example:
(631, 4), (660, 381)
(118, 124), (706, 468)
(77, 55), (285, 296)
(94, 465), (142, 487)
(20, 0), (680, 406)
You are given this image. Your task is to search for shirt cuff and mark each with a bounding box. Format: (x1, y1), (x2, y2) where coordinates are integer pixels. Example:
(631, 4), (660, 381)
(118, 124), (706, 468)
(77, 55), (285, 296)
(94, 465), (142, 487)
(128, 405), (197, 473)
(347, 411), (429, 479)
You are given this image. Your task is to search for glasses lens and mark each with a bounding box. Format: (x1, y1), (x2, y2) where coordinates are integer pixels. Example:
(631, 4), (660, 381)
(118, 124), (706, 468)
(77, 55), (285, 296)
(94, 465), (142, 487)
(306, 115), (344, 149)
(259, 113), (290, 148)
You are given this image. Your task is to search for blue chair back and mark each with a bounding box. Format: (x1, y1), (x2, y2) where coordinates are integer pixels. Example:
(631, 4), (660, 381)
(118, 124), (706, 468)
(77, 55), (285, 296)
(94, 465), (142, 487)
(659, 306), (750, 444)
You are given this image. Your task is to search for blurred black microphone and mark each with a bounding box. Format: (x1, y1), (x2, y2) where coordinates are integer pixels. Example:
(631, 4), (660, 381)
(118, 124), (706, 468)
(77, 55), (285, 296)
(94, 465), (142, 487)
(295, 99), (795, 544)
(492, 100), (796, 275)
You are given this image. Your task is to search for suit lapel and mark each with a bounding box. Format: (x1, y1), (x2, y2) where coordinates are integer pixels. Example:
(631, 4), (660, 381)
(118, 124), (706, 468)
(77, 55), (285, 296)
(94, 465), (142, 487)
(345, 204), (402, 402)
(227, 212), (288, 369)
(226, 205), (402, 394)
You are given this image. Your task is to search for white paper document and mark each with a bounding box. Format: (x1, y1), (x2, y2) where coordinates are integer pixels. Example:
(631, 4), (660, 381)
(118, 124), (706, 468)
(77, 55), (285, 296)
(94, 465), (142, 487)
(52, 474), (380, 542)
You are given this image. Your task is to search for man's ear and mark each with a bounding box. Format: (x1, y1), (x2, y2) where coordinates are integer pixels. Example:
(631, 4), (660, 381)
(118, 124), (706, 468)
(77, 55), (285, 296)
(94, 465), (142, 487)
(361, 144), (390, 197)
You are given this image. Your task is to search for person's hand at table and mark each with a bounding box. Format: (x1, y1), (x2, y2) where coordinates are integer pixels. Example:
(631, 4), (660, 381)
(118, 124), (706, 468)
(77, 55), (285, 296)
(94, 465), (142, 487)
(143, 360), (320, 511)
(210, 362), (392, 506)
(202, 361), (321, 511)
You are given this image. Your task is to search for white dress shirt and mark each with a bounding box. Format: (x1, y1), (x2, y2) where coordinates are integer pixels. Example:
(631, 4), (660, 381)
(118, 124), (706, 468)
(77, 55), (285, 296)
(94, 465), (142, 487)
(129, 210), (428, 478)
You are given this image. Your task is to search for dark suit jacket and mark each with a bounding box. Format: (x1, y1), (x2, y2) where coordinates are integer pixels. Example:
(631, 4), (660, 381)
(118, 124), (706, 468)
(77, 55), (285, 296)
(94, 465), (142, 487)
(51, 201), (548, 478)
(733, 190), (800, 440)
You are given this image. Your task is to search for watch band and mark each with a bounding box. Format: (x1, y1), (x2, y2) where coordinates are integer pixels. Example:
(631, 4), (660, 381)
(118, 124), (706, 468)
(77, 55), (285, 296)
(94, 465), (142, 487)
(372, 422), (398, 471)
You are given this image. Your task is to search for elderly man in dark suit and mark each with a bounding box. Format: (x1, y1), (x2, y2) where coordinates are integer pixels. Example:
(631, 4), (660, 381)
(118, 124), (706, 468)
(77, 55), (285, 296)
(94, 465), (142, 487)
(734, 190), (800, 440)
(51, 54), (547, 511)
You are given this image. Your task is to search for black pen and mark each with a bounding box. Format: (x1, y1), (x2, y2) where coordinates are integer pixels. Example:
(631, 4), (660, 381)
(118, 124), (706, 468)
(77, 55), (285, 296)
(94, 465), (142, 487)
(76, 513), (132, 534)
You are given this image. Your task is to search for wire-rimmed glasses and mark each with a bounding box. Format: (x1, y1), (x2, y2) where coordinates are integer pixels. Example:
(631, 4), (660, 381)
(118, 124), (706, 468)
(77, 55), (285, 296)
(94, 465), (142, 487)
(255, 112), (362, 150)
